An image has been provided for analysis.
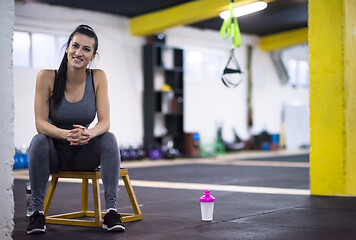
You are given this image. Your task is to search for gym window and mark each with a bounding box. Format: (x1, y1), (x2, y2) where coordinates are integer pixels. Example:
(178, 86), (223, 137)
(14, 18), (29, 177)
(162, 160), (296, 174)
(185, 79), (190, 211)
(13, 31), (67, 69)
(286, 59), (309, 88)
(281, 44), (309, 88)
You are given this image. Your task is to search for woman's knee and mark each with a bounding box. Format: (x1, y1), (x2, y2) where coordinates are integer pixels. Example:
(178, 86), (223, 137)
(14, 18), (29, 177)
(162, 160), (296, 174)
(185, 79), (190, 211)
(101, 132), (117, 144)
(100, 132), (119, 151)
(30, 134), (48, 148)
(102, 131), (116, 140)
(29, 134), (50, 158)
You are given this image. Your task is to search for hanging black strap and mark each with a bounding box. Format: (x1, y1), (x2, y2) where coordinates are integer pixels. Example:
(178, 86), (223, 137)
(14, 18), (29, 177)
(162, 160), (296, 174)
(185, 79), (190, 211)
(221, 48), (243, 88)
(223, 68), (242, 74)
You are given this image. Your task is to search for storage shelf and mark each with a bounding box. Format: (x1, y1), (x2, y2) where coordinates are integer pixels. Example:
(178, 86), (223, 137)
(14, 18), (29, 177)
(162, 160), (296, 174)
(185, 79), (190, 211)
(143, 43), (185, 153)
(154, 66), (183, 72)
(155, 112), (183, 116)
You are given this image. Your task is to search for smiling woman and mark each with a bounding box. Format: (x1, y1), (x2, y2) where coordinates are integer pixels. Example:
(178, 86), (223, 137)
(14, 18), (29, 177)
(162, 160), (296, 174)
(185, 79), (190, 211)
(26, 25), (126, 235)
(67, 35), (95, 68)
(50, 25), (98, 108)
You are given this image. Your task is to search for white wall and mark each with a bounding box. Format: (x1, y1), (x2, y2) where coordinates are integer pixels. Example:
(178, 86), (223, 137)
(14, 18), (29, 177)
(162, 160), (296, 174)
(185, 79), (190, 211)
(0, 0), (15, 239)
(14, 2), (309, 149)
(165, 27), (252, 142)
(165, 26), (309, 146)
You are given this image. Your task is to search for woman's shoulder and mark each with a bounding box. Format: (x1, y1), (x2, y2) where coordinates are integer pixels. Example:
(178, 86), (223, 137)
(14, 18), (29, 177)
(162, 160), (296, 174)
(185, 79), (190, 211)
(90, 69), (108, 93)
(36, 69), (55, 89)
(91, 69), (107, 83)
(91, 69), (106, 77)
(37, 69), (56, 81)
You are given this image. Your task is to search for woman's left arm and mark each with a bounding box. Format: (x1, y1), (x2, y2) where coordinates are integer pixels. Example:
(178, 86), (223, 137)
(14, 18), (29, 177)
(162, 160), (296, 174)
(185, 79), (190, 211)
(88, 69), (110, 138)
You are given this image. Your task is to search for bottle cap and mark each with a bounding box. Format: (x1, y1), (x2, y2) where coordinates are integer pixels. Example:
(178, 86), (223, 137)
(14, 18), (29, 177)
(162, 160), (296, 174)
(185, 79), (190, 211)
(26, 183), (31, 193)
(200, 190), (215, 202)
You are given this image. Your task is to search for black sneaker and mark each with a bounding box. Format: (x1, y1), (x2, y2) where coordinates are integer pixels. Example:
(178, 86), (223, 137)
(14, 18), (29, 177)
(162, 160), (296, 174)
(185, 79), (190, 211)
(102, 210), (125, 232)
(26, 211), (46, 234)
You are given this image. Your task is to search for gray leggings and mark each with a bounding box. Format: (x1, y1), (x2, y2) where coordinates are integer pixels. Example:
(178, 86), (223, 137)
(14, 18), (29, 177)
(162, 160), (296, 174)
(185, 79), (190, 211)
(28, 132), (121, 211)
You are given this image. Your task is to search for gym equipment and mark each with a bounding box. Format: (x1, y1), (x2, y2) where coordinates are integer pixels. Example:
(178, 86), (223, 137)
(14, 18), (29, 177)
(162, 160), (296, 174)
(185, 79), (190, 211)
(13, 145), (29, 169)
(160, 136), (179, 159)
(120, 145), (147, 161)
(164, 147), (178, 159)
(215, 135), (226, 155)
(22, 153), (29, 168)
(217, 126), (245, 152)
(148, 144), (162, 160)
(160, 84), (172, 92)
(43, 169), (142, 227)
(120, 148), (130, 161)
(246, 45), (253, 139)
(220, 0), (241, 48)
(184, 132), (200, 157)
(200, 143), (217, 158)
(220, 0), (243, 88)
(251, 131), (272, 150)
(136, 147), (146, 160)
(221, 48), (243, 88)
(271, 134), (279, 150)
(128, 146), (138, 160)
(13, 153), (25, 169)
(262, 142), (270, 151)
(148, 149), (161, 160)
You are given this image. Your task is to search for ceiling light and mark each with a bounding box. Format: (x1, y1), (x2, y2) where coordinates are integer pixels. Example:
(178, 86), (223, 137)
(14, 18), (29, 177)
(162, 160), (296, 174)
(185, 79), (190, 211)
(219, 1), (268, 19)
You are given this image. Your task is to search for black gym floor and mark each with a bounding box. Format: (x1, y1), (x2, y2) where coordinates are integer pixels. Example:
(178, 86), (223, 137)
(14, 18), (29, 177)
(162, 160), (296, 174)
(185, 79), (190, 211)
(11, 151), (356, 240)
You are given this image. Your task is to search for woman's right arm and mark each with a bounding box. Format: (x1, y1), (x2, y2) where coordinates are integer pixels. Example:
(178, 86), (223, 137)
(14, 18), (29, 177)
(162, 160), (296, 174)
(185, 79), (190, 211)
(34, 70), (69, 140)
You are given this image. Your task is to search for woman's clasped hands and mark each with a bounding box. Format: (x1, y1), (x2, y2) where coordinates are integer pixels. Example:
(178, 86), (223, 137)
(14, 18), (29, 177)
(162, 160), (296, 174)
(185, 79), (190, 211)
(66, 124), (92, 145)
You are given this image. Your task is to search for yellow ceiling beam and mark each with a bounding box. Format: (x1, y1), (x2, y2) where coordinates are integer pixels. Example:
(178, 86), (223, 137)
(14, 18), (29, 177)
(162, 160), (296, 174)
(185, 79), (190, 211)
(259, 27), (308, 51)
(130, 0), (275, 36)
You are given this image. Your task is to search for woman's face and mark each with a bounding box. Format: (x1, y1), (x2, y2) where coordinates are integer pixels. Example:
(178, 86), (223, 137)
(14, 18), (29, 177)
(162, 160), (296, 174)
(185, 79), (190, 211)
(66, 33), (96, 69)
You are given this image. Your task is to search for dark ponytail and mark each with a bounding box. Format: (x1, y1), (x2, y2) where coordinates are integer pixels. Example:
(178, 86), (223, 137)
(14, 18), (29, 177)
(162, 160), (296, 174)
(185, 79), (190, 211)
(49, 24), (98, 108)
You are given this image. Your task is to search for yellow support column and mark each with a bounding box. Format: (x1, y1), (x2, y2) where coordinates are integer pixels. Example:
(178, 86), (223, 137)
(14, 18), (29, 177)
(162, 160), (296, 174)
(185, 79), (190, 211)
(344, 0), (356, 194)
(309, 0), (356, 195)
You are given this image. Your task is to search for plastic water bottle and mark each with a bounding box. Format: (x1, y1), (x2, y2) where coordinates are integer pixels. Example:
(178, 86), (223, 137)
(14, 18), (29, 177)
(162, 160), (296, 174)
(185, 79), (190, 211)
(26, 183), (33, 217)
(200, 190), (215, 221)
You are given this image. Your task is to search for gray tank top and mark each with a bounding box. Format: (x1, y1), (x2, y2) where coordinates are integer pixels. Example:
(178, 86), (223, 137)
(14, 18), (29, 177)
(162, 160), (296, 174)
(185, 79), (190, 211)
(49, 69), (96, 131)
